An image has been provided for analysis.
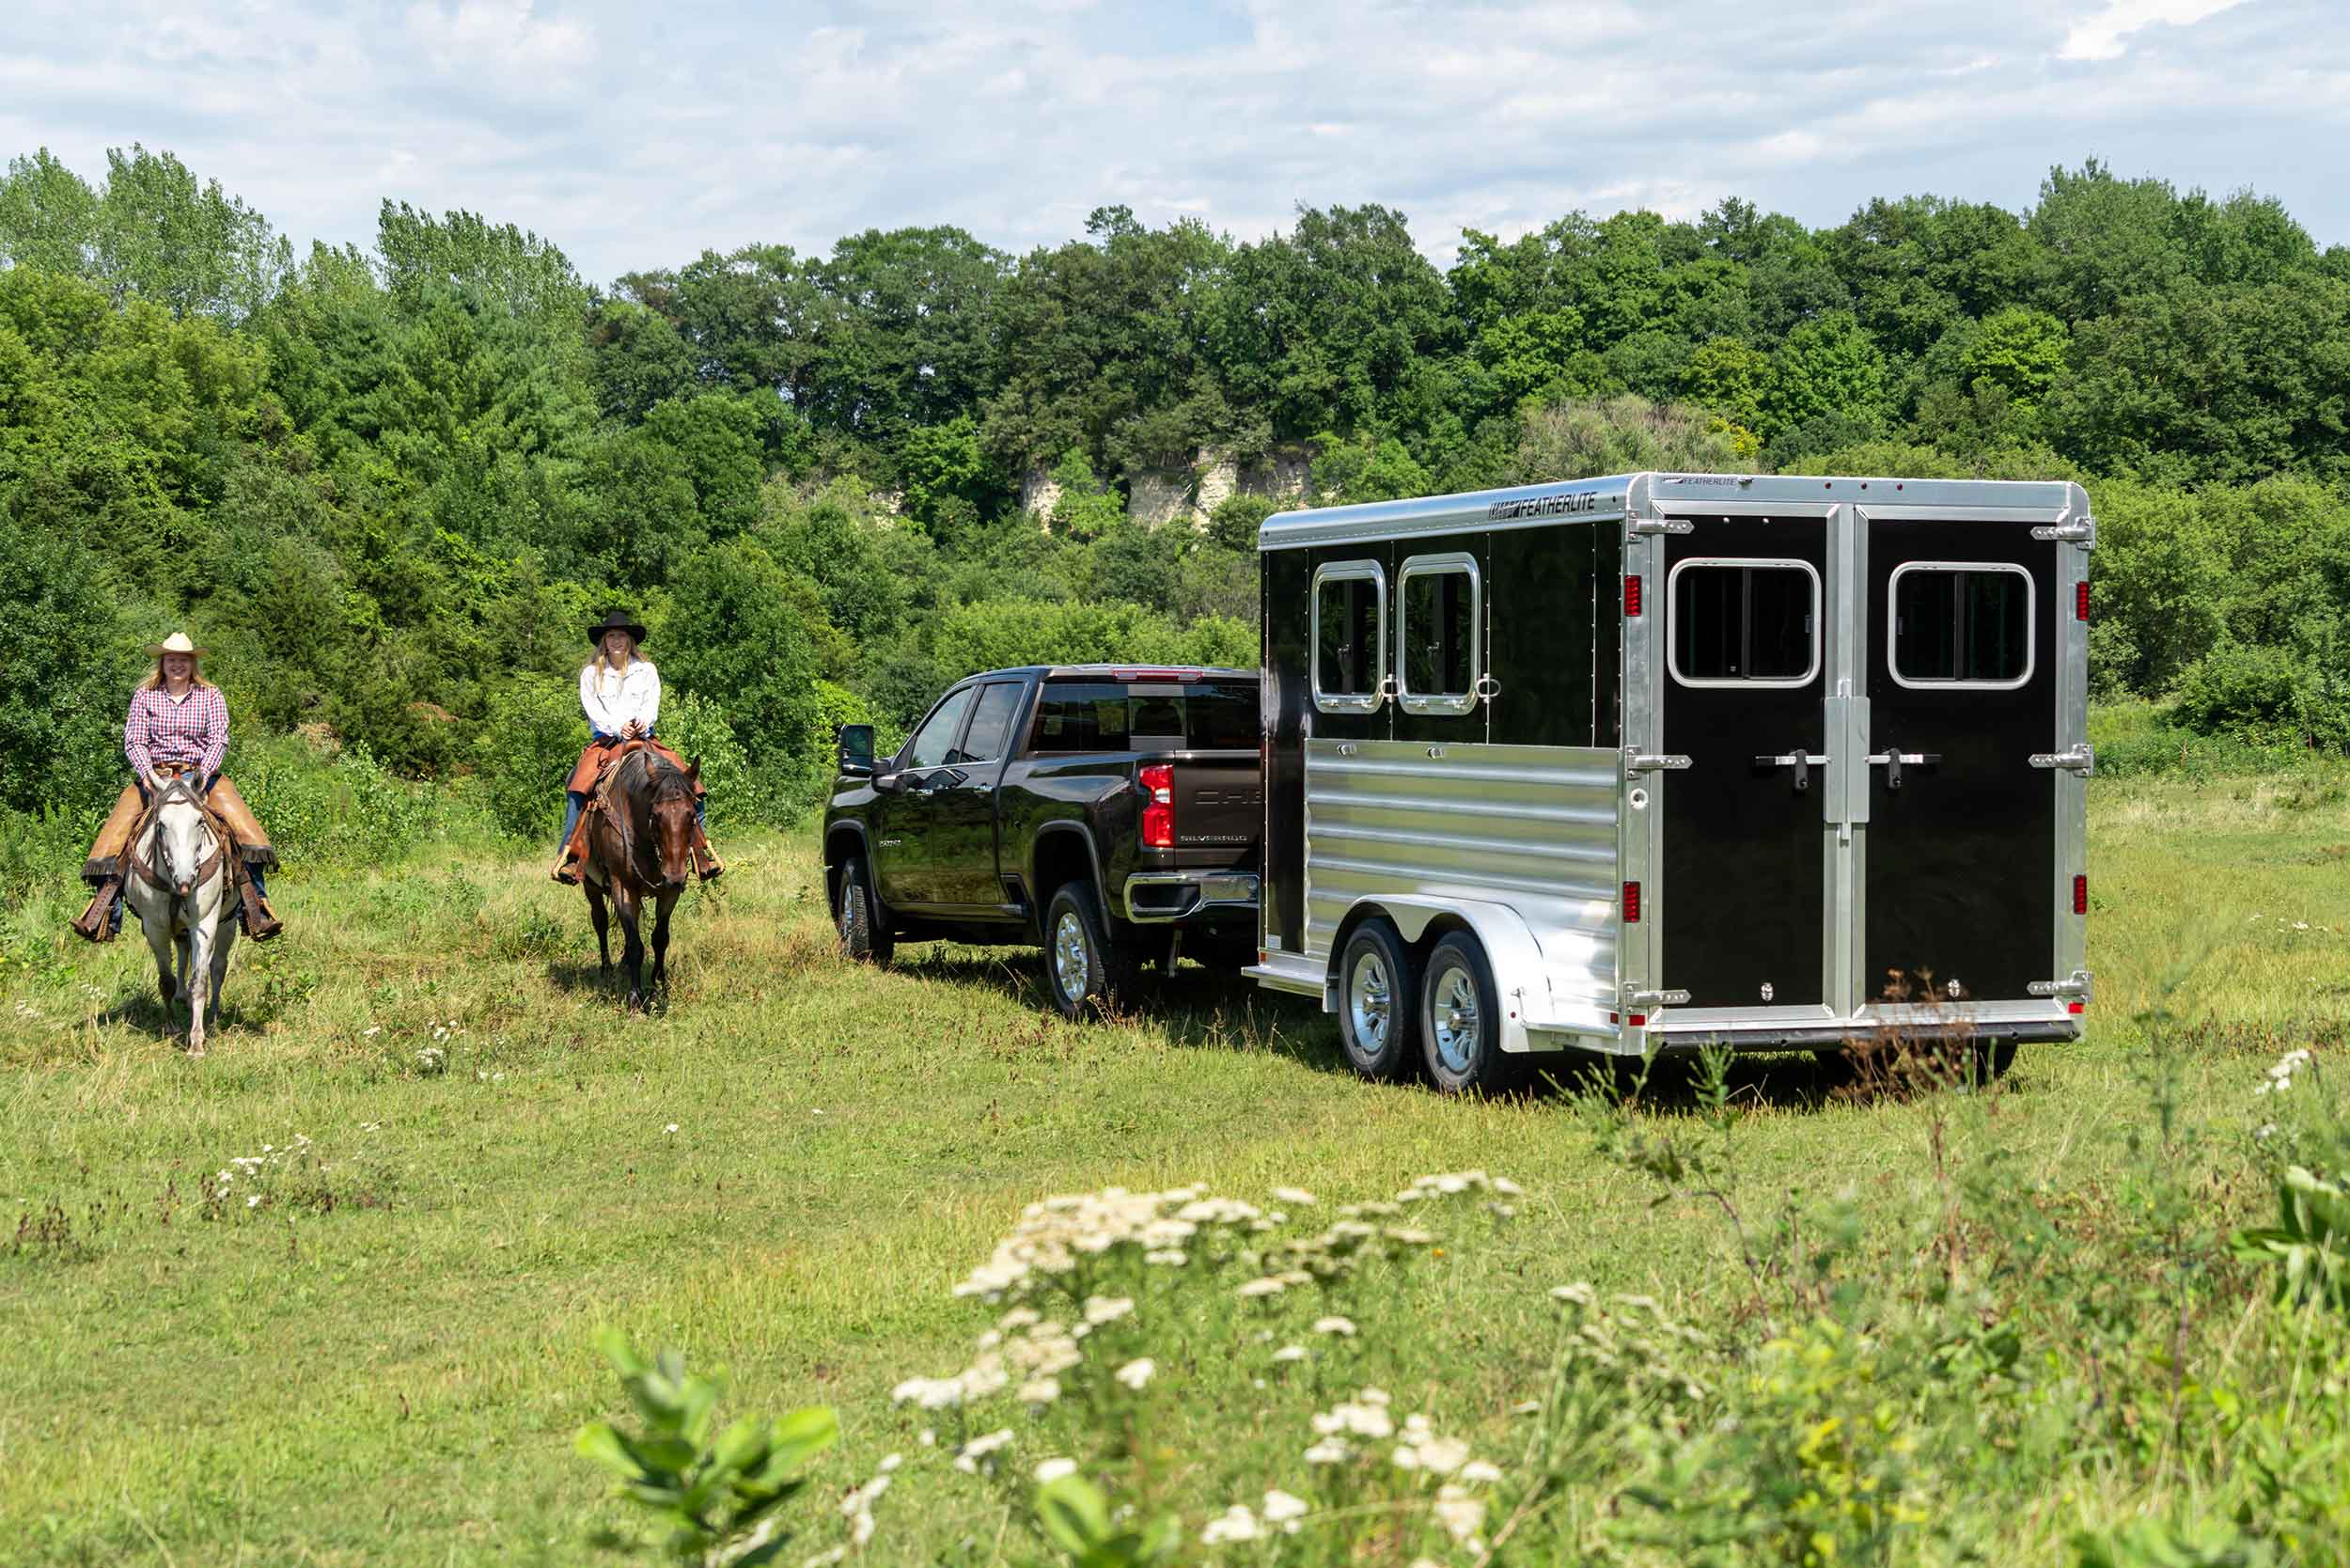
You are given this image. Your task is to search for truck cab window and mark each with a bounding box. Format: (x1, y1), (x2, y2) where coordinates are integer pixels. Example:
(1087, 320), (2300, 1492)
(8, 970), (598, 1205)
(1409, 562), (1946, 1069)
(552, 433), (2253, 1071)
(950, 682), (1026, 764)
(1890, 563), (2033, 688)
(902, 686), (976, 770)
(1668, 559), (1820, 688)
(1312, 562), (1386, 713)
(1398, 554), (1480, 713)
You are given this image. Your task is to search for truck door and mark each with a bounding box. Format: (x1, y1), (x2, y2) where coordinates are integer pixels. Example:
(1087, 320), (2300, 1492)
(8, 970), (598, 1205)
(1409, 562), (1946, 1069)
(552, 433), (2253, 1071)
(1860, 521), (2058, 1005)
(1656, 517), (1830, 1010)
(929, 679), (1028, 908)
(872, 683), (977, 908)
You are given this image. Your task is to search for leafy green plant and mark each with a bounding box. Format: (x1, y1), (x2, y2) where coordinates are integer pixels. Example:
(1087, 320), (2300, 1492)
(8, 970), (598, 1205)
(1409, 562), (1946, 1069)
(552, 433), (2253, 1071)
(2232, 1166), (2350, 1312)
(574, 1330), (840, 1566)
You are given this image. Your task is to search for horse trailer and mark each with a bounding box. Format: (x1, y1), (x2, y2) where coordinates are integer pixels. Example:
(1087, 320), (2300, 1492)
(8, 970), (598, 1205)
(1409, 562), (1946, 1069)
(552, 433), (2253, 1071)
(1245, 472), (2092, 1091)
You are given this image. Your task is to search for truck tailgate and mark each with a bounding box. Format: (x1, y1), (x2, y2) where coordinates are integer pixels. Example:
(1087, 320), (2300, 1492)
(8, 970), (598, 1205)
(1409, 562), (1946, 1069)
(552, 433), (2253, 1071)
(1172, 753), (1261, 860)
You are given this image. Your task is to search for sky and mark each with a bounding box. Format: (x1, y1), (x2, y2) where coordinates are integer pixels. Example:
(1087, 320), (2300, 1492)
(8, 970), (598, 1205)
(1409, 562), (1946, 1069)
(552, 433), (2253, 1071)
(1, 0), (2344, 285)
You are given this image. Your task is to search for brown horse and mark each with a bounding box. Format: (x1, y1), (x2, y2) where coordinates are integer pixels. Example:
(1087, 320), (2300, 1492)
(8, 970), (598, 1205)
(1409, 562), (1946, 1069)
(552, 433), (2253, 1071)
(581, 748), (700, 1009)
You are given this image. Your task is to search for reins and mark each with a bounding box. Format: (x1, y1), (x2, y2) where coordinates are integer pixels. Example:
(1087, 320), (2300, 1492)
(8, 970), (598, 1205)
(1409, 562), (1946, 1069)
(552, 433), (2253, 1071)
(125, 779), (227, 899)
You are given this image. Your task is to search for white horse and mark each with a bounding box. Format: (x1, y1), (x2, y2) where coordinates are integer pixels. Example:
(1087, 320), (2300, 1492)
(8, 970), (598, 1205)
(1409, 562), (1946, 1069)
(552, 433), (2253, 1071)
(123, 777), (240, 1054)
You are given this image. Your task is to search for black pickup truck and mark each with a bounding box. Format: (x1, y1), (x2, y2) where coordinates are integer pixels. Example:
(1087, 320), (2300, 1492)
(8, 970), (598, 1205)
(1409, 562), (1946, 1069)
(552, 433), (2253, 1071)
(822, 666), (1262, 1018)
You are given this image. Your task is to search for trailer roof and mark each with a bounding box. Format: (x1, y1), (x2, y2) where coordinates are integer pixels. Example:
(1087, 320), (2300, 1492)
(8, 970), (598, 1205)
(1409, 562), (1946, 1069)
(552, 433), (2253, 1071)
(1257, 471), (2090, 552)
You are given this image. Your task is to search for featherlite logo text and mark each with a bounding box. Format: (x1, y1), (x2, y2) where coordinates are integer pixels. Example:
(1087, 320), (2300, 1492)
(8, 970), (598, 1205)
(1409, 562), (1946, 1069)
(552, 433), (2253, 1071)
(1487, 491), (1609, 521)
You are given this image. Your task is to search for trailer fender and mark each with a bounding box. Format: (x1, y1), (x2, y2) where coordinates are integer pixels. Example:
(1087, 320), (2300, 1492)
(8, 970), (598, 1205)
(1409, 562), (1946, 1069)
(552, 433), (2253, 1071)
(1335, 896), (1547, 1056)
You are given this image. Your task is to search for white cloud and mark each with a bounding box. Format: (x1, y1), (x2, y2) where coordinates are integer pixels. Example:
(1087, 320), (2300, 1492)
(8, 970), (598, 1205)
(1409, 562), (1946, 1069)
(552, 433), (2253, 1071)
(0, 0), (2342, 286)
(2057, 0), (2248, 62)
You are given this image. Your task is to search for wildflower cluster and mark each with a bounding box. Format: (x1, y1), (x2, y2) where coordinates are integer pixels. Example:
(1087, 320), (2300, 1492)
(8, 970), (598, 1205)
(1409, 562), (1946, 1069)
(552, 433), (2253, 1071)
(1239, 1170), (1520, 1296)
(2255, 1047), (2315, 1096)
(205, 1133), (318, 1214)
(1279, 1385), (1498, 1555)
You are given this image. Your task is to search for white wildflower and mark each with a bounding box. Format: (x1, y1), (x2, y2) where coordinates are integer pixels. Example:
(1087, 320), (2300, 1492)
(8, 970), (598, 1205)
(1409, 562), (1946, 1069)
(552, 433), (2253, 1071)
(1237, 1277), (1286, 1298)
(245, 1194), (261, 1209)
(1303, 1436), (1352, 1465)
(1115, 1357), (1155, 1390)
(1512, 1400), (1543, 1416)
(952, 1428), (1014, 1474)
(878, 1453), (902, 1473)
(890, 1375), (964, 1410)
(1018, 1376), (1061, 1405)
(1200, 1504), (1261, 1544)
(1432, 1483), (1486, 1544)
(1272, 1186), (1317, 1205)
(1035, 1457), (1077, 1483)
(1313, 1316), (1356, 1337)
(1145, 1248), (1189, 1266)
(1461, 1459), (1504, 1484)
(362, 1026), (381, 1037)
(1272, 1345), (1308, 1364)
(1550, 1282), (1598, 1307)
(1083, 1294), (1135, 1326)
(664, 1123), (679, 1134)
(1492, 1176), (1524, 1197)
(1261, 1490), (1308, 1532)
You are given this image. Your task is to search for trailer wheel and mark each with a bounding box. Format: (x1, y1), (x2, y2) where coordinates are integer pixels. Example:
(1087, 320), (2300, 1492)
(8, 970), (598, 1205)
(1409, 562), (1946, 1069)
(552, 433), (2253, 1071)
(835, 855), (892, 966)
(1419, 932), (1523, 1096)
(1337, 921), (1418, 1081)
(1044, 882), (1133, 1022)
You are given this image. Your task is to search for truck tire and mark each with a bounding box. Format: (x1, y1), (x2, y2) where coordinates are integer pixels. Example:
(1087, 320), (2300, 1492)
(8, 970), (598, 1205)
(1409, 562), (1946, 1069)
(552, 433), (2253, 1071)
(835, 855), (892, 966)
(1044, 882), (1133, 1021)
(1338, 920), (1418, 1082)
(1420, 931), (1524, 1096)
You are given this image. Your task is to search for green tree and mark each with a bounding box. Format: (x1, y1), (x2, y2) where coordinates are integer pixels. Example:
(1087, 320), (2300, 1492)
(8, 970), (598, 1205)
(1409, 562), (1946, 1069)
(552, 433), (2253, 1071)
(1765, 310), (1888, 441)
(656, 539), (832, 776)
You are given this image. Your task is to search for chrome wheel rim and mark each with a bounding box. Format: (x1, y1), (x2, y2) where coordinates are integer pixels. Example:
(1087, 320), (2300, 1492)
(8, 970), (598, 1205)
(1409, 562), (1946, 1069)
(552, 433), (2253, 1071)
(837, 874), (854, 934)
(1430, 962), (1481, 1075)
(1347, 950), (1391, 1058)
(1053, 910), (1089, 999)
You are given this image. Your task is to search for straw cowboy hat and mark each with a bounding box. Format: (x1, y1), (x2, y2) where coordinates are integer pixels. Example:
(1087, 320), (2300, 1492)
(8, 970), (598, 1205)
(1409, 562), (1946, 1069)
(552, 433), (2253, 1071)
(147, 632), (209, 657)
(586, 609), (650, 646)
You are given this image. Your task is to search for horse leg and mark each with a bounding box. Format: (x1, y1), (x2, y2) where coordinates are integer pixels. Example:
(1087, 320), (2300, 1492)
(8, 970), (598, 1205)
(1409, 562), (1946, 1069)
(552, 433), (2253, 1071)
(208, 900), (238, 1039)
(584, 875), (612, 977)
(140, 899), (179, 1016)
(615, 886), (647, 1010)
(650, 887), (678, 995)
(185, 912), (212, 1058)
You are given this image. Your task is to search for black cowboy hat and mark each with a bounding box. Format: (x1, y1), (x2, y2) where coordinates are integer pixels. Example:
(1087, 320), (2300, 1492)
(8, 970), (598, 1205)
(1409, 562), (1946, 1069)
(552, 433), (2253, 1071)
(587, 608), (650, 647)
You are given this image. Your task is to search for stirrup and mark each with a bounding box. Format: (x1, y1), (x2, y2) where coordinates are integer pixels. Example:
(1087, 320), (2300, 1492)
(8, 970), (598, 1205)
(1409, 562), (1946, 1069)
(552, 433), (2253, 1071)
(552, 855), (584, 886)
(243, 900), (284, 942)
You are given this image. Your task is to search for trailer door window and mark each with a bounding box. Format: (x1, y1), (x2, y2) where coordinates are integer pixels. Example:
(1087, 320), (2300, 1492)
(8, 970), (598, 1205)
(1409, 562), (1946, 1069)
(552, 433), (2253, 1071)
(1889, 563), (2034, 689)
(1398, 553), (1481, 715)
(1312, 560), (1387, 713)
(1668, 558), (1821, 688)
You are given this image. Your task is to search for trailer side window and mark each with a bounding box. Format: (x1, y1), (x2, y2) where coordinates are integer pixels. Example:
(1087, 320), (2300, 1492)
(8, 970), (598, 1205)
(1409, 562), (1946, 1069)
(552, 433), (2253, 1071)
(1667, 559), (1821, 688)
(1398, 553), (1481, 715)
(1889, 563), (2033, 689)
(1312, 560), (1386, 713)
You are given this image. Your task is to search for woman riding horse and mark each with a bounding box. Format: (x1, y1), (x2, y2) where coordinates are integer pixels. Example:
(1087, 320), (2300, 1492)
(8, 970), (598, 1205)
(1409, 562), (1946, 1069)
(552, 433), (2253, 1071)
(551, 610), (724, 885)
(71, 633), (284, 943)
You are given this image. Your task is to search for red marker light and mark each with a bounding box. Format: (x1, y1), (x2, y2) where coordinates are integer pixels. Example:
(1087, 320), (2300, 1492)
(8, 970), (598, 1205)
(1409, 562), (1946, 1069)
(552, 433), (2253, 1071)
(2076, 582), (2091, 621)
(1624, 575), (1642, 617)
(1622, 881), (1641, 923)
(2073, 874), (2088, 916)
(2067, 1001), (2086, 1014)
(1140, 763), (1175, 848)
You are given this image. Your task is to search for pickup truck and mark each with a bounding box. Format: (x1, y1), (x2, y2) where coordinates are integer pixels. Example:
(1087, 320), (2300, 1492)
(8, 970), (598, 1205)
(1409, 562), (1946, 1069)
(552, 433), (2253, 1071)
(822, 666), (1262, 1019)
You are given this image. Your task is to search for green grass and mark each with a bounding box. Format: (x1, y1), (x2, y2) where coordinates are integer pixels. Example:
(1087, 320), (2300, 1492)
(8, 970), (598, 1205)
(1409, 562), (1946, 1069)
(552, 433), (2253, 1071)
(2, 762), (2347, 1565)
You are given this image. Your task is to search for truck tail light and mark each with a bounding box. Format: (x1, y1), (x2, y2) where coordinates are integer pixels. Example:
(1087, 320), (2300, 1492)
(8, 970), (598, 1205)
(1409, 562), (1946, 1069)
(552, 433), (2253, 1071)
(2076, 581), (2091, 621)
(2073, 874), (2088, 916)
(1624, 575), (1642, 617)
(1141, 763), (1175, 849)
(1622, 880), (1641, 922)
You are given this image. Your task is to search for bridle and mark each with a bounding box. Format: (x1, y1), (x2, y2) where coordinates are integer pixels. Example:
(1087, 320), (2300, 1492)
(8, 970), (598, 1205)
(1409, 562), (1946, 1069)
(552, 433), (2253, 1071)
(125, 776), (227, 899)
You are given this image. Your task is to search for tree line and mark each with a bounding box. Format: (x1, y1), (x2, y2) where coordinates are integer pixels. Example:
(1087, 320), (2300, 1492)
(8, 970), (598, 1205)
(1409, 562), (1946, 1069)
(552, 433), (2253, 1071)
(4, 144), (2349, 841)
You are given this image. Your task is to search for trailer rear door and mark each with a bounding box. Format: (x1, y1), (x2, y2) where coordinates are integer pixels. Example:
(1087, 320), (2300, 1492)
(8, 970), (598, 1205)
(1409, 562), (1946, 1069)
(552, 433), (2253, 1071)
(1655, 517), (1830, 1010)
(1859, 519), (2059, 1006)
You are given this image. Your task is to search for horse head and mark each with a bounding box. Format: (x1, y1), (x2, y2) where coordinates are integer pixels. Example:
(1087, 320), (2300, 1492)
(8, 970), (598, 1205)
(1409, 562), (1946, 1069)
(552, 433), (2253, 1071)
(646, 758), (698, 892)
(149, 779), (218, 900)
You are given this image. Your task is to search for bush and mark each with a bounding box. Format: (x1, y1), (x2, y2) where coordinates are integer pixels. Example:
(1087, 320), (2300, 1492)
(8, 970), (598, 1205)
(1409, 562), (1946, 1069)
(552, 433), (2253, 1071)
(2172, 643), (2350, 750)
(471, 675), (589, 841)
(0, 515), (152, 820)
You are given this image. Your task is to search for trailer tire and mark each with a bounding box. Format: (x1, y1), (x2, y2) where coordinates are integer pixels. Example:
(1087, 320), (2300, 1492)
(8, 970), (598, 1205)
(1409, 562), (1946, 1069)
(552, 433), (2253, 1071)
(1337, 920), (1418, 1082)
(835, 855), (892, 966)
(1044, 882), (1133, 1022)
(1419, 932), (1524, 1096)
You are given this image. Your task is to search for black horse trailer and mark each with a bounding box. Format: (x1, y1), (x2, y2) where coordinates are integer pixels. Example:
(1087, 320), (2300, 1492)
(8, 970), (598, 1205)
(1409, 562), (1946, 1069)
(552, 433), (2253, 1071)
(1246, 472), (2092, 1091)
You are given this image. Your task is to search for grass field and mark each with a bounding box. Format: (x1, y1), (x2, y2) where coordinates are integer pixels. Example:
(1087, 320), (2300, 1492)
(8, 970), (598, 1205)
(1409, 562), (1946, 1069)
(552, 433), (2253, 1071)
(3, 758), (2348, 1566)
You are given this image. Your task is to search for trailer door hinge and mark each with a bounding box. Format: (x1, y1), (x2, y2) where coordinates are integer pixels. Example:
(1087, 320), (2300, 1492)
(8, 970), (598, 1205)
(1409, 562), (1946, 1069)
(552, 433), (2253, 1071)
(2029, 744), (2095, 776)
(2028, 970), (2093, 1002)
(2030, 521), (2095, 546)
(1623, 987), (1691, 1009)
(1629, 516), (1695, 536)
(1625, 749), (1692, 774)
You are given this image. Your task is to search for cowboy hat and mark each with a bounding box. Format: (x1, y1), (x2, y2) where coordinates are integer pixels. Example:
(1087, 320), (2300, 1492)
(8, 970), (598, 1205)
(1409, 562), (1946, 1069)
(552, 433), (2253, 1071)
(587, 608), (650, 647)
(146, 632), (209, 657)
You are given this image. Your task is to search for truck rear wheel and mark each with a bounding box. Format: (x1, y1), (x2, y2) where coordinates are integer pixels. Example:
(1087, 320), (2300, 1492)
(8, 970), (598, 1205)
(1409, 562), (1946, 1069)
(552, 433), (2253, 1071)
(1420, 932), (1523, 1096)
(835, 855), (892, 966)
(1338, 920), (1418, 1082)
(1044, 882), (1133, 1021)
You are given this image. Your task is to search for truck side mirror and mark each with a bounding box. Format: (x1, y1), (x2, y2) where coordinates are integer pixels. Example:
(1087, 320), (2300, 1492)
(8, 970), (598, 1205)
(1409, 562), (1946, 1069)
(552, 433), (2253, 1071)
(837, 723), (877, 779)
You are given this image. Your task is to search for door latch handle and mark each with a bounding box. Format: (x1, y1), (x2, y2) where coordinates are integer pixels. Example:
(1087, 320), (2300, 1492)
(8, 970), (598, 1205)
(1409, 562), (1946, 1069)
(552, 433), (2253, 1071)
(1867, 751), (1940, 789)
(2029, 744), (2095, 776)
(1753, 752), (1830, 791)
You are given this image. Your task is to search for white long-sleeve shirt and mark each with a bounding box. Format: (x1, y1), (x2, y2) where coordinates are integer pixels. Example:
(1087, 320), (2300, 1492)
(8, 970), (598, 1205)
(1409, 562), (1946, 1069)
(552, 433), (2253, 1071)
(580, 658), (661, 739)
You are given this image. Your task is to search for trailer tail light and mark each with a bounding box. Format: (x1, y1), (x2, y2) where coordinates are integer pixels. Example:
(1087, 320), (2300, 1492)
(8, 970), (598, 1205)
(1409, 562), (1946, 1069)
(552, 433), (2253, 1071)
(1140, 763), (1175, 849)
(2067, 1001), (2086, 1014)
(1606, 1012), (1649, 1027)
(1622, 880), (1641, 922)
(1623, 575), (1642, 617)
(2073, 874), (2088, 916)
(2076, 581), (2091, 621)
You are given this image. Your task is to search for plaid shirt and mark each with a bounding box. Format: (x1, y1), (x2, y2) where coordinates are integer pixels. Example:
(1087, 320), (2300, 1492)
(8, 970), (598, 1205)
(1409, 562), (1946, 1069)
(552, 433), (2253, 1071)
(124, 683), (229, 779)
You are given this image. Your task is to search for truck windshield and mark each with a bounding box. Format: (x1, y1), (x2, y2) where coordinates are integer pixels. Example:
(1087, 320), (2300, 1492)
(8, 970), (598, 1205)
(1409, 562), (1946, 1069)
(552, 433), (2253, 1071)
(1029, 682), (1258, 752)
